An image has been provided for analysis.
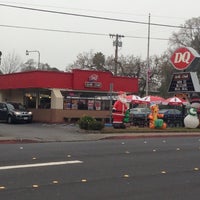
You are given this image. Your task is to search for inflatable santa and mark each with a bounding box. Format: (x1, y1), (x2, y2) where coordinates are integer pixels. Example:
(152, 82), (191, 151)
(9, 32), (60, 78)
(112, 91), (129, 128)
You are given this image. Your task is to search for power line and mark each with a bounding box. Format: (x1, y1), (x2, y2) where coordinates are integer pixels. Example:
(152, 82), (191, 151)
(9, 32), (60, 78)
(125, 35), (168, 41)
(0, 0), (186, 21)
(0, 23), (169, 41)
(1, 1), (147, 17)
(0, 24), (108, 36)
(0, 3), (186, 29)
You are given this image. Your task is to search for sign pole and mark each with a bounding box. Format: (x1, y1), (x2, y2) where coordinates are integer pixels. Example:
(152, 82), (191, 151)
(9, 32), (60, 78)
(109, 83), (113, 124)
(146, 13), (151, 96)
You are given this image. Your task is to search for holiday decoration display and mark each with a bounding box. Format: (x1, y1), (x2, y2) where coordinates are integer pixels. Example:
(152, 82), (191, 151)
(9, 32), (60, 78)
(184, 107), (199, 128)
(148, 104), (167, 129)
(112, 91), (129, 128)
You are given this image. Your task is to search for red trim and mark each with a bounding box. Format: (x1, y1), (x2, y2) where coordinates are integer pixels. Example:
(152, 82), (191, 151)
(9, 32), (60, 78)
(0, 69), (138, 93)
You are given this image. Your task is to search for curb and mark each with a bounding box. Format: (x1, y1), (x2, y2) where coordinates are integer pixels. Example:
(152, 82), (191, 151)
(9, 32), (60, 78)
(101, 133), (200, 140)
(0, 139), (41, 144)
(1, 132), (200, 144)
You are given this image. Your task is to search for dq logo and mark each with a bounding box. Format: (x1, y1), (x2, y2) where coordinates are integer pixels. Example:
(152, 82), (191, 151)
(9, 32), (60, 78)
(88, 74), (98, 81)
(170, 47), (198, 70)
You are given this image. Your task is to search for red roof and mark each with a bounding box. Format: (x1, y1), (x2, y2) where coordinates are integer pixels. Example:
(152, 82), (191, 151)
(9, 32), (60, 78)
(0, 69), (138, 93)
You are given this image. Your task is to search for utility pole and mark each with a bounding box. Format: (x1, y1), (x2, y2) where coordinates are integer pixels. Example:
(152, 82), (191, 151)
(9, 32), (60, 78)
(146, 14), (151, 96)
(109, 83), (113, 124)
(109, 34), (124, 76)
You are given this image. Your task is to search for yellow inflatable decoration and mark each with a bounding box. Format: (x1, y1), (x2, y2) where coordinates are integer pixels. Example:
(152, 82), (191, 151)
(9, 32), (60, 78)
(148, 104), (167, 129)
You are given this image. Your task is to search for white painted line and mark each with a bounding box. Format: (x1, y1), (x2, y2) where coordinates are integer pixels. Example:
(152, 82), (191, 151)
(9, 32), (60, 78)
(0, 160), (83, 170)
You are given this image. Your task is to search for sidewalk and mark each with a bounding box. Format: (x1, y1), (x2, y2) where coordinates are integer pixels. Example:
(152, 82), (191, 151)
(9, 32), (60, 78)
(0, 123), (200, 143)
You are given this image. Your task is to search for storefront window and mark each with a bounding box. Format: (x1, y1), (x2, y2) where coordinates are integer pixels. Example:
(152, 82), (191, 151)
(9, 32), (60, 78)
(95, 100), (101, 110)
(77, 99), (87, 110)
(24, 92), (37, 108)
(63, 97), (90, 110)
(63, 96), (114, 111)
(63, 98), (72, 109)
(39, 95), (51, 109)
(24, 90), (51, 109)
(88, 100), (94, 110)
(24, 90), (115, 110)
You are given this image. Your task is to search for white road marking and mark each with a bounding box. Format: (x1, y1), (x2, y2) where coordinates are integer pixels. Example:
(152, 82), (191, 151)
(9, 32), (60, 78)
(0, 160), (83, 170)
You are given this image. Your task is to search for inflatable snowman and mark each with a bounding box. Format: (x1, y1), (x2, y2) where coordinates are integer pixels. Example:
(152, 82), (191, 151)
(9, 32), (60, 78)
(184, 107), (199, 128)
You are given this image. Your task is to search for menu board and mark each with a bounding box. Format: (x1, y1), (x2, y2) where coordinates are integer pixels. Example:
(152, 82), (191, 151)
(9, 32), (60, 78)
(168, 72), (195, 92)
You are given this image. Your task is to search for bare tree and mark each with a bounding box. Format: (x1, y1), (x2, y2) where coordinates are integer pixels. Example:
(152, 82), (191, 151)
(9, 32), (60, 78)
(0, 51), (22, 74)
(151, 53), (176, 98)
(67, 50), (95, 70)
(169, 17), (200, 53)
(92, 52), (106, 71)
(21, 59), (36, 72)
(107, 55), (147, 96)
(21, 59), (59, 72)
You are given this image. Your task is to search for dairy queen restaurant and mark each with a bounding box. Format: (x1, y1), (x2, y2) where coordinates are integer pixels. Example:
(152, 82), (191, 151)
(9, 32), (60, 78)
(0, 69), (138, 123)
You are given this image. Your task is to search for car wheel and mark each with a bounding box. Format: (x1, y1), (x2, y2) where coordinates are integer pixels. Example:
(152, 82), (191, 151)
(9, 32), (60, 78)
(7, 116), (13, 124)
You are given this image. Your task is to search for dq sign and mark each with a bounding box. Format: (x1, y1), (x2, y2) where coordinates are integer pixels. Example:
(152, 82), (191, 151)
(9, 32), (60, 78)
(170, 47), (200, 70)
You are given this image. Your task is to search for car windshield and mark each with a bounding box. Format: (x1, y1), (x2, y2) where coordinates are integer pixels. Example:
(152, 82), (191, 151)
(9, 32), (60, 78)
(159, 109), (168, 114)
(159, 109), (182, 115)
(130, 108), (150, 114)
(7, 103), (26, 111)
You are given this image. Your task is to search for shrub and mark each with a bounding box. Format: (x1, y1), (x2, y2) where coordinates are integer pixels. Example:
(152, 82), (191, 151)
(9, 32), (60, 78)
(78, 115), (94, 130)
(78, 115), (104, 130)
(88, 120), (104, 130)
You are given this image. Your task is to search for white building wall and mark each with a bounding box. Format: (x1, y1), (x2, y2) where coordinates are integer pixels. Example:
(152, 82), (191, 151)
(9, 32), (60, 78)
(50, 89), (63, 109)
(0, 90), (24, 103)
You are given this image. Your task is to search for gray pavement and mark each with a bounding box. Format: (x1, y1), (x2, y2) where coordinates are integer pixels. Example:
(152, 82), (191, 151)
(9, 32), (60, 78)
(1, 122), (200, 143)
(0, 123), (106, 142)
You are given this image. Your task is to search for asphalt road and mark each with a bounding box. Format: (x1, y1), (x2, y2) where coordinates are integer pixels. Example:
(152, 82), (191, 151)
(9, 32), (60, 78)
(1, 137), (200, 200)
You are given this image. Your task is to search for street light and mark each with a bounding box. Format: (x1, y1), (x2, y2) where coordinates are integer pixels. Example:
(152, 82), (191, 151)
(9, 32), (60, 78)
(26, 50), (40, 69)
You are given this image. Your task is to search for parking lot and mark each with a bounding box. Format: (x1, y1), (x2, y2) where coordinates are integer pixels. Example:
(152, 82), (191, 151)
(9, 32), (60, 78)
(1, 121), (200, 144)
(0, 122), (87, 142)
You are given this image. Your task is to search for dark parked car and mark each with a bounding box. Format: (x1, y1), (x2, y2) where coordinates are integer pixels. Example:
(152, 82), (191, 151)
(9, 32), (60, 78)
(0, 102), (33, 124)
(159, 108), (184, 127)
(130, 107), (151, 127)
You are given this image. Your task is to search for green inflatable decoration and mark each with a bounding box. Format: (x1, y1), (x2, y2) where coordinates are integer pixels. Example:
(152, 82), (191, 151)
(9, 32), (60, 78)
(123, 109), (130, 123)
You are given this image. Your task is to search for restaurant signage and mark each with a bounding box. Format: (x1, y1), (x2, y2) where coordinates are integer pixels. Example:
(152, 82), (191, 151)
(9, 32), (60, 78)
(168, 72), (200, 93)
(85, 74), (102, 88)
(170, 47), (200, 70)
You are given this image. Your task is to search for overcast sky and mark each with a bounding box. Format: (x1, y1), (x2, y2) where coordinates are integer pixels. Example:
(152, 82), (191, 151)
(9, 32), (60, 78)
(0, 0), (200, 71)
